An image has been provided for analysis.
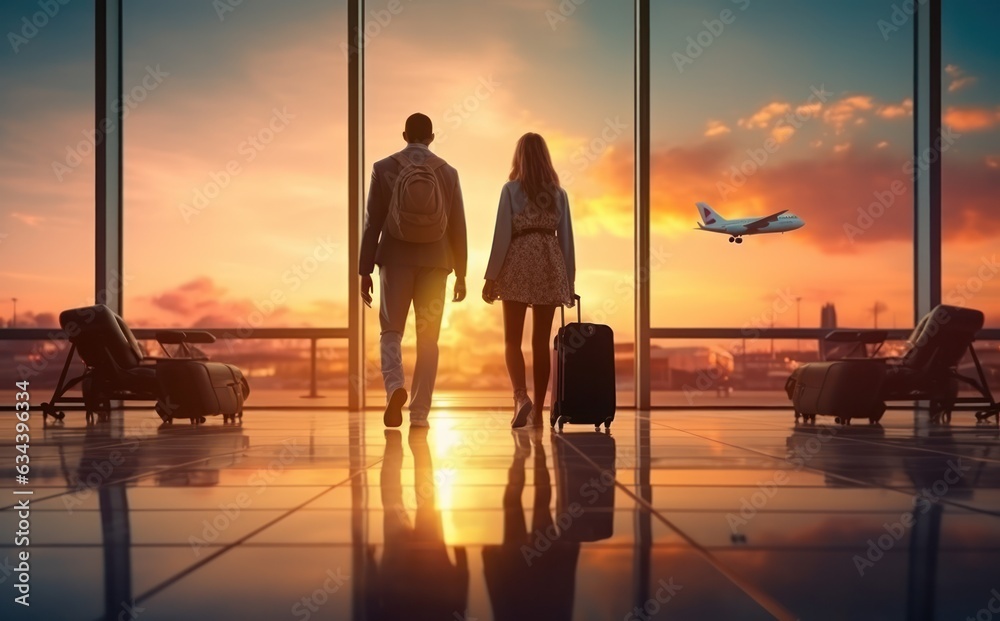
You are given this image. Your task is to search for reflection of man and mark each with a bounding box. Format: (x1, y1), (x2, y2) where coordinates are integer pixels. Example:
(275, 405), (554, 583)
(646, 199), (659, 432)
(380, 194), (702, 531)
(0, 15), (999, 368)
(359, 113), (468, 428)
(482, 429), (579, 621)
(365, 429), (469, 620)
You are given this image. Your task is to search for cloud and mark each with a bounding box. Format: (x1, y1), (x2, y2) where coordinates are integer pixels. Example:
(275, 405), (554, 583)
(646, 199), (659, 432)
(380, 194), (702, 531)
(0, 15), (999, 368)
(738, 102), (791, 129)
(876, 141), (889, 149)
(795, 102), (823, 118)
(704, 120), (731, 138)
(10, 212), (43, 226)
(944, 106), (1000, 132)
(833, 143), (851, 153)
(823, 95), (874, 132)
(771, 125), (796, 144)
(944, 64), (978, 93)
(876, 98), (912, 120)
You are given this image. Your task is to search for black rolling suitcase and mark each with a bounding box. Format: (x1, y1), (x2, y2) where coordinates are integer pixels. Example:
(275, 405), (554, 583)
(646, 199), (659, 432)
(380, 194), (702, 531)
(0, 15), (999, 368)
(155, 360), (248, 424)
(551, 295), (616, 431)
(553, 432), (616, 541)
(786, 359), (886, 425)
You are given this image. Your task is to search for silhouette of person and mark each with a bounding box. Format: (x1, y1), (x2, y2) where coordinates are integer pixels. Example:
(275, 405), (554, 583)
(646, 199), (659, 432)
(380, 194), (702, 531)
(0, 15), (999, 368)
(360, 113), (468, 428)
(482, 429), (580, 620)
(483, 133), (576, 428)
(365, 429), (469, 620)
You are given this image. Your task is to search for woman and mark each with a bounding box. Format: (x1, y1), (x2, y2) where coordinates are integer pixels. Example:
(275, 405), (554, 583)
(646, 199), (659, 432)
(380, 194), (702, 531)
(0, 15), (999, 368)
(483, 133), (575, 428)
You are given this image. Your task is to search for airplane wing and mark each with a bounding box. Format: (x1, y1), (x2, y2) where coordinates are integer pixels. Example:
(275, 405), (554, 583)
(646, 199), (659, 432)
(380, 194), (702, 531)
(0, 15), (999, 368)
(745, 209), (787, 230)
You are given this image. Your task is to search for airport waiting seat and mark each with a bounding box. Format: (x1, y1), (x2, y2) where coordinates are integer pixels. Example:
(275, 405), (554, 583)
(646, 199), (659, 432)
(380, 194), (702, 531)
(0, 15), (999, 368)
(787, 304), (999, 424)
(40, 305), (249, 424)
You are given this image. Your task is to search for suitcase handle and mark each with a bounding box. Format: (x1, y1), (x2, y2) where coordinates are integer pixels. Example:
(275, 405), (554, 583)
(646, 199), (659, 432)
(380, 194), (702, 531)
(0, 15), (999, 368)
(560, 294), (582, 328)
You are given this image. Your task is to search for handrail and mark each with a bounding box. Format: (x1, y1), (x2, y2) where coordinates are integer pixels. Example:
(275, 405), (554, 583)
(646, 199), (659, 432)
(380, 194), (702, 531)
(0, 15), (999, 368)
(0, 327), (349, 341)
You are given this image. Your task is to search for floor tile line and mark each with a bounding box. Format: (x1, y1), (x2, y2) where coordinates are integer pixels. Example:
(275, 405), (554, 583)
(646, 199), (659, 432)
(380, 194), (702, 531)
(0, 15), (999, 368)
(552, 432), (799, 621)
(658, 423), (1000, 518)
(125, 457), (382, 613)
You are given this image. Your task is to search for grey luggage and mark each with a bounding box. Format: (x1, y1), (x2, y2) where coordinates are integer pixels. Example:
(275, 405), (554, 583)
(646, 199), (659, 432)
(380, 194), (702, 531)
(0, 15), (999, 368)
(786, 360), (886, 424)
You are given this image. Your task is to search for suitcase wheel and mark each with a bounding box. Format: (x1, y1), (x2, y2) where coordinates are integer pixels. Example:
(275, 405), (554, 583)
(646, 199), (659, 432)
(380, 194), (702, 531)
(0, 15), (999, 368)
(556, 416), (567, 432)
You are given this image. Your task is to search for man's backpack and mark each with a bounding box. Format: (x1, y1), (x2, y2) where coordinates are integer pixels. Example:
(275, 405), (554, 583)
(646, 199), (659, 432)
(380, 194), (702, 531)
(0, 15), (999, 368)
(386, 152), (449, 243)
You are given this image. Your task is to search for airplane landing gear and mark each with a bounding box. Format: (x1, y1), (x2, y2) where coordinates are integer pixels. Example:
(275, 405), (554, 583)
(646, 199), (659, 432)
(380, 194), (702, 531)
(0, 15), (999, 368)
(735, 237), (743, 244)
(728, 237), (734, 243)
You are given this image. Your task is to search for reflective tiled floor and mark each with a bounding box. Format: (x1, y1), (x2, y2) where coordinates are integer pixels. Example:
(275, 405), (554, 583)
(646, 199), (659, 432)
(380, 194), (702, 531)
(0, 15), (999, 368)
(2, 408), (1000, 620)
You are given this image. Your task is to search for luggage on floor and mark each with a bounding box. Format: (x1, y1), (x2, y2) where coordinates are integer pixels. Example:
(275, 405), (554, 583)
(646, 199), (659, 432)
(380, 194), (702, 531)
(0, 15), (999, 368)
(550, 295), (616, 431)
(155, 360), (248, 424)
(785, 359), (886, 424)
(553, 432), (616, 542)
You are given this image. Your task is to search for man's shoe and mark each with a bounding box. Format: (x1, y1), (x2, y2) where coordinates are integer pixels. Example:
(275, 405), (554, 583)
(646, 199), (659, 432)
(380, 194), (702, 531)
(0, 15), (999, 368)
(384, 387), (407, 428)
(511, 390), (532, 429)
(410, 413), (430, 428)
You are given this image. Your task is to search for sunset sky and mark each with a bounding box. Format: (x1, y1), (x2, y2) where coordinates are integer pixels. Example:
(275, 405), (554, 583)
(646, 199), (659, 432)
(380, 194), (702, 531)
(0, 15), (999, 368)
(1, 0), (998, 352)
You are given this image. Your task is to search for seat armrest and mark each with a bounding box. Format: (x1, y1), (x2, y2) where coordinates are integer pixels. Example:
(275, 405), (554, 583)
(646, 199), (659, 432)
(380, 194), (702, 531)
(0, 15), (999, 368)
(824, 329), (888, 344)
(181, 331), (216, 344)
(155, 330), (188, 345)
(142, 355), (209, 363)
(155, 330), (216, 345)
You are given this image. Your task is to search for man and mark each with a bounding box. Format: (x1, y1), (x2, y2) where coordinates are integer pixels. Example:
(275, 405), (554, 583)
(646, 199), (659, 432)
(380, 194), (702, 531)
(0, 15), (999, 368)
(360, 113), (467, 428)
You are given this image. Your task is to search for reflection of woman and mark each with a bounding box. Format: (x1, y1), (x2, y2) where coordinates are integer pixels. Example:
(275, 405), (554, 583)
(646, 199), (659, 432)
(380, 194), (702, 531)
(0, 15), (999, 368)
(365, 429), (469, 620)
(482, 430), (579, 621)
(483, 133), (576, 428)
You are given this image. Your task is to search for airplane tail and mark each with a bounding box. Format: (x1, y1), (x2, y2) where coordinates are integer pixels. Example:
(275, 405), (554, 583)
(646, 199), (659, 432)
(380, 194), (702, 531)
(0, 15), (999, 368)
(696, 202), (727, 226)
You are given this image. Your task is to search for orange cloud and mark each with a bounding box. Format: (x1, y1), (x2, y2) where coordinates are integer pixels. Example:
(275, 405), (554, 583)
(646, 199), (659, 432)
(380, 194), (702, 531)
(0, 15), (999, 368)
(771, 124), (795, 144)
(944, 106), (1000, 132)
(823, 95), (874, 132)
(944, 64), (978, 93)
(876, 98), (912, 119)
(704, 120), (731, 138)
(738, 102), (791, 129)
(10, 212), (43, 226)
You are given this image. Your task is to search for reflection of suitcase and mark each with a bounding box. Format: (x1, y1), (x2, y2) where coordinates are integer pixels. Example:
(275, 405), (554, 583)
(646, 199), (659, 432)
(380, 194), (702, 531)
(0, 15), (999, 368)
(155, 360), (248, 423)
(786, 360), (885, 424)
(553, 432), (616, 542)
(551, 295), (616, 431)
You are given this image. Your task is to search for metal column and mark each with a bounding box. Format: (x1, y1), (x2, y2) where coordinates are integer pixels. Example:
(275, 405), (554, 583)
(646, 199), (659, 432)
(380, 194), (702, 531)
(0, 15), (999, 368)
(347, 0), (366, 411)
(96, 0), (123, 313)
(913, 0), (942, 320)
(634, 0), (651, 411)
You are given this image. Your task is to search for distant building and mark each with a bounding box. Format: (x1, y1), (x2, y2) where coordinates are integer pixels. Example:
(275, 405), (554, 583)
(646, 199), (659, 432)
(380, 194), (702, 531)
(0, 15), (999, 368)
(819, 302), (837, 360)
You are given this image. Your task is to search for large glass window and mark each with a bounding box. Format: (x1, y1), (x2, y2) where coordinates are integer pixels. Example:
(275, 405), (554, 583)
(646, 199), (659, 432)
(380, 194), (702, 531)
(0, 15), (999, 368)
(649, 0), (914, 404)
(364, 1), (635, 404)
(943, 0), (1000, 327)
(123, 0), (349, 330)
(0, 1), (95, 329)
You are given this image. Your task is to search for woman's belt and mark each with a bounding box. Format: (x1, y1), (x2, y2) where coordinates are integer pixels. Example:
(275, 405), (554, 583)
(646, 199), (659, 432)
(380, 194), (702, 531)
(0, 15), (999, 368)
(512, 227), (556, 238)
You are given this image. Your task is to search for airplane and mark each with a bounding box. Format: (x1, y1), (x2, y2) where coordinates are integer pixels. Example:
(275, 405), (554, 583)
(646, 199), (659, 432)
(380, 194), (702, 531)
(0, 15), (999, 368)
(694, 202), (804, 244)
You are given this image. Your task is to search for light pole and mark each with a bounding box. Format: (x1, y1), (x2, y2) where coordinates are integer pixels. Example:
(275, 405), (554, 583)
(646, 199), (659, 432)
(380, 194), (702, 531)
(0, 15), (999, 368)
(10, 298), (16, 328)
